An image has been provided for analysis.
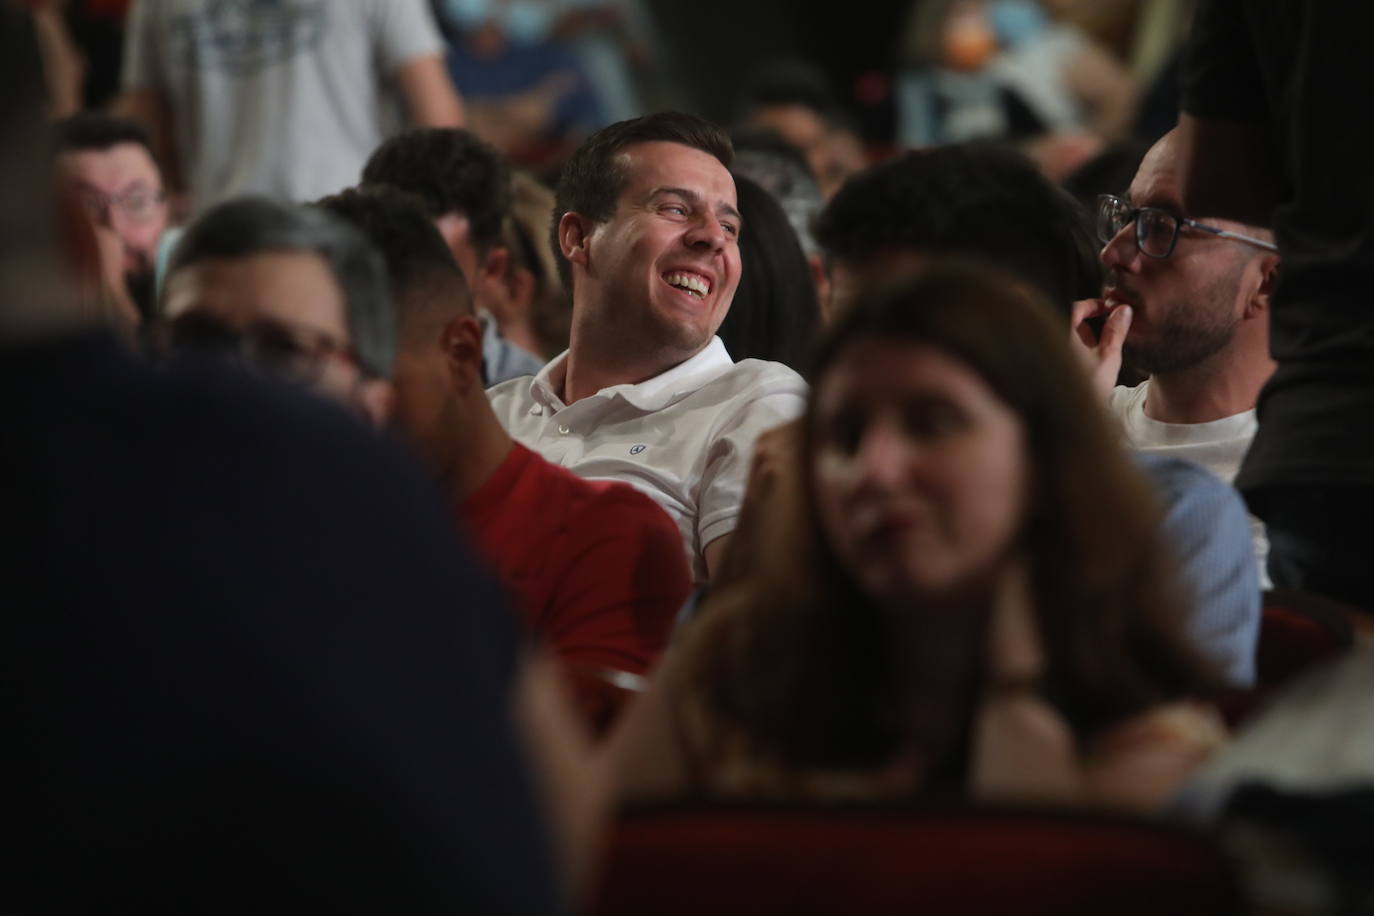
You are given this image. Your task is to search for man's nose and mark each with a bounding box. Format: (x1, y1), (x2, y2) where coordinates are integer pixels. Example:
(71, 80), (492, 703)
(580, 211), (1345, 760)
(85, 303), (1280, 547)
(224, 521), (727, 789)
(685, 213), (727, 251)
(1099, 221), (1138, 272)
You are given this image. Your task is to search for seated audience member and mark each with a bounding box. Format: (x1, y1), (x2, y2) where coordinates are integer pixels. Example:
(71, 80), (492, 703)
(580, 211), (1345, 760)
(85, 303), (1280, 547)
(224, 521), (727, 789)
(488, 112), (808, 583)
(53, 112), (171, 321)
(736, 60), (866, 200)
(1085, 130), (1277, 582)
(158, 197), (396, 426)
(317, 186), (692, 714)
(2, 6), (566, 908)
(361, 127), (545, 384)
(806, 144), (1259, 686)
(500, 170), (572, 360)
(731, 127), (832, 315)
(434, 2), (604, 168)
(715, 173), (820, 369)
(609, 266), (1226, 808)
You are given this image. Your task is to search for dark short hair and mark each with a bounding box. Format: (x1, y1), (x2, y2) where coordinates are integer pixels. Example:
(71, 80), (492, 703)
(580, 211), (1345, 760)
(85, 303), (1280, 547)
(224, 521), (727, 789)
(360, 128), (510, 255)
(53, 112), (156, 161)
(816, 144), (1102, 315)
(168, 197), (395, 378)
(551, 111), (734, 291)
(716, 173), (820, 369)
(315, 185), (471, 327)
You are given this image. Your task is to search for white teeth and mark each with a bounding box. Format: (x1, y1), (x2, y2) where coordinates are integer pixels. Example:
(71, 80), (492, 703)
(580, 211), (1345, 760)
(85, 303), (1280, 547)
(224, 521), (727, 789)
(665, 271), (710, 298)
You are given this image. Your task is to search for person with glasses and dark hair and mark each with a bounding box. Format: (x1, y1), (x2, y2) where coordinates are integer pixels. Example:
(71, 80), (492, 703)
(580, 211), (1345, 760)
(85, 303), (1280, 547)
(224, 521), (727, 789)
(54, 111), (173, 322)
(160, 196), (396, 427)
(742, 142), (1262, 687)
(1074, 129), (1280, 587)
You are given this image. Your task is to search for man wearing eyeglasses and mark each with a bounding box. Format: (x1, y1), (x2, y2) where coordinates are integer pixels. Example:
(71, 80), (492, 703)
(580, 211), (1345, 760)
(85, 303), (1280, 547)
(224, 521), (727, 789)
(160, 197), (396, 427)
(1078, 129), (1279, 582)
(55, 113), (172, 322)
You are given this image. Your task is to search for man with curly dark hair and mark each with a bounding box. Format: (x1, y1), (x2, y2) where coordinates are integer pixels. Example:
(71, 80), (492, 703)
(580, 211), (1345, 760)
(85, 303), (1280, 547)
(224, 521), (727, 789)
(363, 127), (543, 385)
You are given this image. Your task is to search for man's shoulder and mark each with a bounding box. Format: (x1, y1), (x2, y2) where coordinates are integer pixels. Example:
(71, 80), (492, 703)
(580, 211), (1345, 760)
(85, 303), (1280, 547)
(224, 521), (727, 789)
(520, 448), (681, 539)
(1133, 452), (1247, 524)
(690, 357), (808, 413)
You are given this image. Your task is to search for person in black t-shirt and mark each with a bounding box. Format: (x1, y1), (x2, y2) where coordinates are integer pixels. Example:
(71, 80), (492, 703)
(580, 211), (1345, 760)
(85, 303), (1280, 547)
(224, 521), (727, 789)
(1176, 0), (1374, 609)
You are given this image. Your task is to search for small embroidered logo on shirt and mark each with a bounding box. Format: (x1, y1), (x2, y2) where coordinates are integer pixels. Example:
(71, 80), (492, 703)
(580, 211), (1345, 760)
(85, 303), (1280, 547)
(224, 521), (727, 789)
(630, 444), (647, 455)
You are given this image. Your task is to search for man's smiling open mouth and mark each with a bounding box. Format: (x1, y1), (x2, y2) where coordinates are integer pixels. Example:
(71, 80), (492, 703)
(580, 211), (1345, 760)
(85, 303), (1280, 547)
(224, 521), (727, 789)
(663, 270), (712, 299)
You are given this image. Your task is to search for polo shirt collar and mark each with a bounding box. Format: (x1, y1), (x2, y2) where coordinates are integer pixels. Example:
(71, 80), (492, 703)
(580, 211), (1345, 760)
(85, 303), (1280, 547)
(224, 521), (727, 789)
(527, 337), (734, 413)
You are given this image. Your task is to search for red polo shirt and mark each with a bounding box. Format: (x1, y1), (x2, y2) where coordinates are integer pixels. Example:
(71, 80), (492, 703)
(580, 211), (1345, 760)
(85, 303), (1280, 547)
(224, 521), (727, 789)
(458, 443), (691, 680)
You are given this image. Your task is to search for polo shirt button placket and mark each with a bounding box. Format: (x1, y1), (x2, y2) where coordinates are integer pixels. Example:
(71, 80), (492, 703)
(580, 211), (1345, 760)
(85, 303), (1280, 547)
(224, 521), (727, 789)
(558, 424), (571, 435)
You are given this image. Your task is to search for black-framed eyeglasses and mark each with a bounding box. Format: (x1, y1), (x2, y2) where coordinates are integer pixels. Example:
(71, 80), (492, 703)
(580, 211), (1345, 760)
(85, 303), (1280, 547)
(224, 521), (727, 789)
(153, 310), (363, 385)
(1095, 193), (1278, 260)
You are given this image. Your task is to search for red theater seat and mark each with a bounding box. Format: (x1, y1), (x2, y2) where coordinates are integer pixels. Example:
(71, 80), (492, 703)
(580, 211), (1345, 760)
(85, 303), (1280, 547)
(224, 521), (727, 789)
(592, 803), (1243, 916)
(1255, 589), (1356, 689)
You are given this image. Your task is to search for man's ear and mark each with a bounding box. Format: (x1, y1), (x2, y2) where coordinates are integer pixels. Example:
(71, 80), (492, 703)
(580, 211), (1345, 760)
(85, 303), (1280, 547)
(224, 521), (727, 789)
(1244, 252), (1281, 319)
(441, 313), (486, 392)
(559, 212), (591, 269)
(481, 244), (510, 284)
(354, 378), (395, 429)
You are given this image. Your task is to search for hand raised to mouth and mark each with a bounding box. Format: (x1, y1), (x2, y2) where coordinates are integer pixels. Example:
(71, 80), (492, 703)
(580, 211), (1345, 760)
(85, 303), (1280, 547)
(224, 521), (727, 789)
(1069, 298), (1133, 401)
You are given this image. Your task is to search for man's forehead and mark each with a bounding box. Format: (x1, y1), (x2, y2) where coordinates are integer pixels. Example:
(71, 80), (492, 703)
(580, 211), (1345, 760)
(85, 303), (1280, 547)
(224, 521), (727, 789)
(167, 252), (344, 321)
(61, 143), (158, 177)
(1128, 140), (1183, 209)
(618, 141), (735, 201)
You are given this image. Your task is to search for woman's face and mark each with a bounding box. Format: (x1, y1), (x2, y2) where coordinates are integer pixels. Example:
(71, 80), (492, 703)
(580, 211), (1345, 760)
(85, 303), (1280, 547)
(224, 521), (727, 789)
(811, 338), (1028, 608)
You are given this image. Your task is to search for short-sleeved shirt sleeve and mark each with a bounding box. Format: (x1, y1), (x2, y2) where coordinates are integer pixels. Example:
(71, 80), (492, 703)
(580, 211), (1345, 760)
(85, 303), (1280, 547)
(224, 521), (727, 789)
(371, 0), (446, 74)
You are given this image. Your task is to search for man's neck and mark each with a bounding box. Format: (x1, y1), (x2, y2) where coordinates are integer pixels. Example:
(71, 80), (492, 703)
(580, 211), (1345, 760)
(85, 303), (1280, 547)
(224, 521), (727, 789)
(446, 398), (516, 503)
(560, 336), (705, 405)
(1143, 346), (1275, 425)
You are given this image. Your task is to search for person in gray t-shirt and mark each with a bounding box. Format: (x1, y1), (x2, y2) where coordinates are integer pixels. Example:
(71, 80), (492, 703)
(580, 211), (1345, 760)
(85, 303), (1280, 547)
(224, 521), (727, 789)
(117, 0), (465, 208)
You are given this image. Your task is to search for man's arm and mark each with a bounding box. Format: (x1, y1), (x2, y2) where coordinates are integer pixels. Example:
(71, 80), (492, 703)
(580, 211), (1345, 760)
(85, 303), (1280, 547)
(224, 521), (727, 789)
(1175, 113), (1280, 229)
(394, 54), (466, 128)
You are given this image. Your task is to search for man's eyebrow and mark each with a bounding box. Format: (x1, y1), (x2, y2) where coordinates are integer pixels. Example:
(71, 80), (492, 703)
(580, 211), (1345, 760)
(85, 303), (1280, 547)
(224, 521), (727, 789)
(649, 186), (699, 204)
(649, 187), (743, 225)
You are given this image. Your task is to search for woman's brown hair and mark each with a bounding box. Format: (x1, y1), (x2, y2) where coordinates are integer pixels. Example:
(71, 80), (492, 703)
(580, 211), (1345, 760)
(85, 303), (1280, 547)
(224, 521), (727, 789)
(677, 261), (1220, 782)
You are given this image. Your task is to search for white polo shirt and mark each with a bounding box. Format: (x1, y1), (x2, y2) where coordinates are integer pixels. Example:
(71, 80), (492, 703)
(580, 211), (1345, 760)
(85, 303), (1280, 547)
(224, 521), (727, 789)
(487, 337), (807, 582)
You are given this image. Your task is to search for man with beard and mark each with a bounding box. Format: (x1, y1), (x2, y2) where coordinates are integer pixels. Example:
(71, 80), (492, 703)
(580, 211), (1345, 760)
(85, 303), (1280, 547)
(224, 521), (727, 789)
(487, 112), (807, 583)
(55, 112), (172, 321)
(1087, 128), (1279, 580)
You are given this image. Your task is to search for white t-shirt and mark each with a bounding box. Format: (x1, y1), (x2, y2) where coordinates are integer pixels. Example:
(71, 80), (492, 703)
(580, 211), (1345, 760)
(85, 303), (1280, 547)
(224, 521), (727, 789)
(1109, 381), (1270, 586)
(122, 0), (445, 207)
(488, 337), (807, 582)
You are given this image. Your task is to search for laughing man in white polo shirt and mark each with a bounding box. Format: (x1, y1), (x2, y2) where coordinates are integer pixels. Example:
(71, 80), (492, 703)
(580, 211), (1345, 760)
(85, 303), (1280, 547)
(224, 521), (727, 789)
(488, 112), (807, 583)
